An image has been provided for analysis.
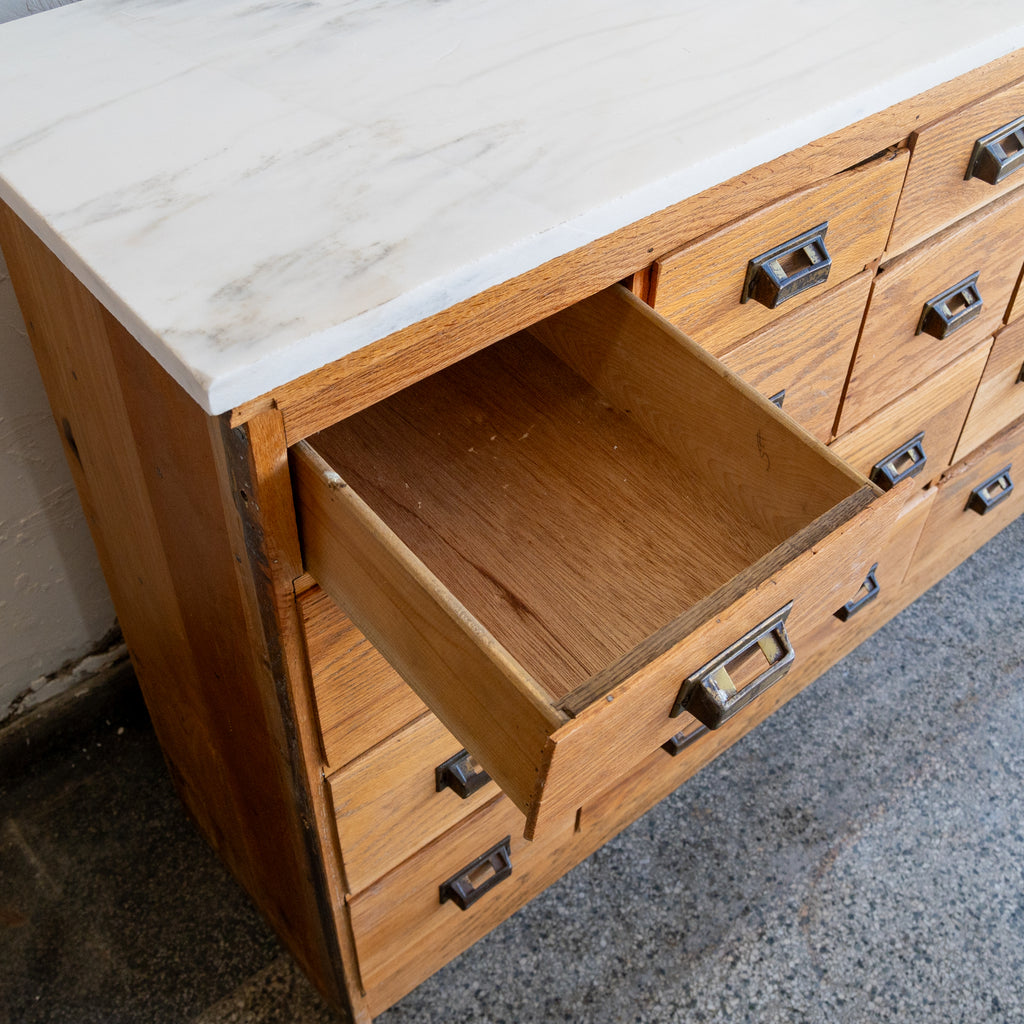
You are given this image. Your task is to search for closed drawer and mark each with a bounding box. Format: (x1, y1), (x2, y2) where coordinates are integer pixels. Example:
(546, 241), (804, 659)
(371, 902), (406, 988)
(889, 75), (1024, 256)
(908, 414), (1024, 589)
(720, 270), (872, 443)
(649, 149), (907, 356)
(840, 187), (1024, 433)
(790, 484), (936, 667)
(348, 795), (578, 1017)
(293, 285), (901, 838)
(329, 712), (500, 894)
(955, 317), (1024, 460)
(831, 340), (991, 491)
(297, 585), (426, 770)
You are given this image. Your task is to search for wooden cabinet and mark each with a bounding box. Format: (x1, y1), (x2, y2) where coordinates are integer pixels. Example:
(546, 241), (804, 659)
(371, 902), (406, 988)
(5, 43), (1024, 1024)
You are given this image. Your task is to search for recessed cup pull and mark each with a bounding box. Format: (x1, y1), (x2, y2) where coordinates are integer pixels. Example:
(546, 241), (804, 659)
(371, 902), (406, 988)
(917, 273), (983, 340)
(670, 603), (795, 728)
(966, 466), (1014, 515)
(439, 837), (512, 910)
(870, 433), (927, 491)
(742, 223), (831, 309)
(435, 749), (492, 799)
(834, 563), (880, 621)
(966, 114), (1024, 185)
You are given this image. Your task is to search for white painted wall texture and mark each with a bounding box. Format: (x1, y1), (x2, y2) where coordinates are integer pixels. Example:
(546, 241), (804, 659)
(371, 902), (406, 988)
(0, 0), (117, 722)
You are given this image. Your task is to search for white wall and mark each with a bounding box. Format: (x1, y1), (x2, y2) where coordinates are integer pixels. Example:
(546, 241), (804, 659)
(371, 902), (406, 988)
(0, 0), (118, 722)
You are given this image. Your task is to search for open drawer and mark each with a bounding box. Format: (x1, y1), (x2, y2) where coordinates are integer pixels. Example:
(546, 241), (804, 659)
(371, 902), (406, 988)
(292, 286), (902, 838)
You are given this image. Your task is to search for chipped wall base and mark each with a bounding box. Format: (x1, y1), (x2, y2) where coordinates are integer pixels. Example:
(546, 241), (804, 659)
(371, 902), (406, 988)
(0, 639), (139, 777)
(2, 626), (125, 725)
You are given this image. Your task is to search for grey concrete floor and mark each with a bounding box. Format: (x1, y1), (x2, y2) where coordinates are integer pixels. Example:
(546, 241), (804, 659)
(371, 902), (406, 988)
(1, 513), (1023, 1024)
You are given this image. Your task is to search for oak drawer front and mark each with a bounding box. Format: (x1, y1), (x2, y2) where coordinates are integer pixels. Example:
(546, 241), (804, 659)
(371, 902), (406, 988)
(790, 484), (936, 665)
(889, 75), (1024, 256)
(293, 285), (893, 839)
(840, 188), (1024, 432)
(348, 796), (576, 1017)
(329, 712), (499, 895)
(720, 271), (872, 443)
(574, 482), (927, 849)
(297, 586), (426, 771)
(955, 318), (1024, 460)
(648, 149), (907, 356)
(909, 414), (1024, 588)
(831, 340), (992, 492)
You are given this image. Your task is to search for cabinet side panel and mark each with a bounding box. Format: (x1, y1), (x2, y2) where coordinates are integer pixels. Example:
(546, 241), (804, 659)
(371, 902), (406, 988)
(0, 202), (359, 1019)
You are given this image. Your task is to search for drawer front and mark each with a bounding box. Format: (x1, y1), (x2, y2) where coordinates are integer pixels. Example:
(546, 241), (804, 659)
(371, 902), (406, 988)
(649, 149), (907, 356)
(329, 711), (499, 894)
(840, 187), (1024, 432)
(788, 484), (936, 668)
(955, 317), (1024, 460)
(831, 340), (991, 491)
(297, 586), (426, 771)
(348, 795), (577, 1017)
(907, 414), (1024, 589)
(721, 271), (871, 443)
(890, 75), (1024, 256)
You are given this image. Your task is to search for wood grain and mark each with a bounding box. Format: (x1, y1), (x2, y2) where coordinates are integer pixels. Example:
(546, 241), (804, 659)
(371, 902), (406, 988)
(526, 480), (906, 837)
(528, 286), (865, 547)
(955, 318), (1024, 460)
(297, 586), (427, 771)
(831, 339), (992, 487)
(840, 186), (1024, 432)
(889, 73), (1024, 256)
(649, 148), (907, 355)
(293, 438), (563, 822)
(721, 271), (872, 443)
(304, 323), (818, 704)
(329, 711), (498, 894)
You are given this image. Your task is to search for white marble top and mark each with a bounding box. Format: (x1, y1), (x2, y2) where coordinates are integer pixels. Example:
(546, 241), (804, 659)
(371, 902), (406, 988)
(2, 0), (1024, 414)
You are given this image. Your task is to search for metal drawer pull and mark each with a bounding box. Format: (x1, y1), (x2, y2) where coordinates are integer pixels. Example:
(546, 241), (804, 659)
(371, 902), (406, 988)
(439, 837), (512, 910)
(869, 432), (927, 491)
(742, 223), (831, 309)
(435, 749), (491, 799)
(662, 722), (708, 756)
(670, 602), (795, 727)
(834, 563), (880, 621)
(966, 114), (1024, 185)
(966, 465), (1014, 515)
(768, 388), (787, 409)
(917, 272), (982, 339)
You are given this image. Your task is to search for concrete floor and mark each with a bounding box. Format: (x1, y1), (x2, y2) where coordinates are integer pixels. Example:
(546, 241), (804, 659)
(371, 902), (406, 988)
(2, 513), (1023, 1023)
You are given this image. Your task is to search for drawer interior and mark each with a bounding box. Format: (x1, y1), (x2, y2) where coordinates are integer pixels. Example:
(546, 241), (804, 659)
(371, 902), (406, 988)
(301, 289), (863, 705)
(294, 285), (879, 833)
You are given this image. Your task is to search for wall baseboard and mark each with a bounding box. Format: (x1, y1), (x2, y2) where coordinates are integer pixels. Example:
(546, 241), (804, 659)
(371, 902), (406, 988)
(0, 656), (144, 779)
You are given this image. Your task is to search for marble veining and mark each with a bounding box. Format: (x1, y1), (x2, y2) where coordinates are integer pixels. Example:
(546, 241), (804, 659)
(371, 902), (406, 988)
(1, 0), (1024, 413)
